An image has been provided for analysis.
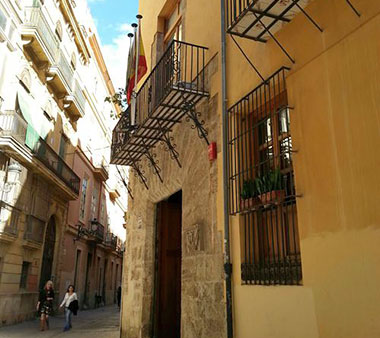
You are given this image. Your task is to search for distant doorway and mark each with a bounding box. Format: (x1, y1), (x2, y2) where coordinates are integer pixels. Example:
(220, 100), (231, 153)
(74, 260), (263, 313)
(39, 216), (56, 290)
(84, 253), (92, 307)
(153, 191), (182, 338)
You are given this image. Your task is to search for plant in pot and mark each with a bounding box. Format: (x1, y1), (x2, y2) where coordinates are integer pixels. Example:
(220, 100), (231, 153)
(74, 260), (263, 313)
(255, 168), (285, 206)
(240, 179), (260, 211)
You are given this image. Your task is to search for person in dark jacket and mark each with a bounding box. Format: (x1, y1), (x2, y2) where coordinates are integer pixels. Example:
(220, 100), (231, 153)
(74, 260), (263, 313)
(59, 285), (78, 332)
(36, 280), (55, 331)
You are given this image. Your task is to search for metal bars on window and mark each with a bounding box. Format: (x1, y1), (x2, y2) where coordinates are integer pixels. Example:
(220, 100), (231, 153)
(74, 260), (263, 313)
(227, 67), (302, 285)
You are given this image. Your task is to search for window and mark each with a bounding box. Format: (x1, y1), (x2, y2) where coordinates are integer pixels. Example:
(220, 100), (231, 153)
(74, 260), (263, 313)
(164, 1), (182, 48)
(55, 21), (63, 41)
(0, 6), (16, 46)
(90, 185), (99, 220)
(79, 177), (88, 220)
(19, 68), (31, 93)
(19, 261), (30, 289)
(227, 67), (301, 285)
(71, 53), (76, 70)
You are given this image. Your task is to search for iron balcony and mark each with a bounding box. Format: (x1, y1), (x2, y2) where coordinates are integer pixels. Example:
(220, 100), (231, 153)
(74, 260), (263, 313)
(0, 110), (80, 196)
(226, 0), (311, 42)
(111, 40), (209, 166)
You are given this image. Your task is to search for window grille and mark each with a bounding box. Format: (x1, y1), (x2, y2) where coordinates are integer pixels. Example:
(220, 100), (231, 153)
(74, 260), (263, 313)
(227, 67), (302, 285)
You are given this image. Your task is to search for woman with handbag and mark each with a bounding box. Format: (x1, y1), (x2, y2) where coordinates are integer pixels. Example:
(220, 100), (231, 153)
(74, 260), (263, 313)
(60, 285), (78, 332)
(36, 280), (55, 331)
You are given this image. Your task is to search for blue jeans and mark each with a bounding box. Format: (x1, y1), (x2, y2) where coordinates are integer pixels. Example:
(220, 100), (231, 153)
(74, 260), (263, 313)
(64, 308), (72, 331)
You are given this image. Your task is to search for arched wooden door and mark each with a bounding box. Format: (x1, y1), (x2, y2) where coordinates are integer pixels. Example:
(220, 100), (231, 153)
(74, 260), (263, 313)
(39, 217), (56, 289)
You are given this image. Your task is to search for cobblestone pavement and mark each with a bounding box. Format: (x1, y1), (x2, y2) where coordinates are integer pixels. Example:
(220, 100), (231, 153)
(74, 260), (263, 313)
(0, 305), (120, 338)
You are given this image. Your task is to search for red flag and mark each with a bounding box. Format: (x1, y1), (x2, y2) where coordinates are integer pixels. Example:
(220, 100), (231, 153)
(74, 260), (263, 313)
(126, 26), (147, 105)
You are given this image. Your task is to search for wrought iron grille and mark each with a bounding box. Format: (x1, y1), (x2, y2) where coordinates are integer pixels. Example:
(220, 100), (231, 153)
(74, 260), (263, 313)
(225, 0), (312, 42)
(29, 137), (80, 194)
(227, 67), (302, 285)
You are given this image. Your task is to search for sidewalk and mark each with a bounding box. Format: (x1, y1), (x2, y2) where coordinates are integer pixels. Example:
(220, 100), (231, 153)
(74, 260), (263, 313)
(0, 305), (120, 338)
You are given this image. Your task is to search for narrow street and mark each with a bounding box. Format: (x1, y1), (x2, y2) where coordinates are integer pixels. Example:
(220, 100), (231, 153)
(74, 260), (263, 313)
(0, 306), (120, 338)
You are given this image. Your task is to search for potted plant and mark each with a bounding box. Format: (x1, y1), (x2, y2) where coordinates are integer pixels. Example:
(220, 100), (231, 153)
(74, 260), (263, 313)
(255, 168), (285, 206)
(240, 179), (260, 211)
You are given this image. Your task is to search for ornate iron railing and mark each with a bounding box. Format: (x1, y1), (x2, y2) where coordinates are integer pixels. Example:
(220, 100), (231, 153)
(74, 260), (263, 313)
(91, 221), (104, 242)
(24, 214), (45, 243)
(135, 39), (208, 125)
(55, 50), (74, 91)
(105, 233), (117, 250)
(73, 79), (86, 114)
(23, 7), (59, 62)
(111, 40), (209, 174)
(29, 137), (80, 194)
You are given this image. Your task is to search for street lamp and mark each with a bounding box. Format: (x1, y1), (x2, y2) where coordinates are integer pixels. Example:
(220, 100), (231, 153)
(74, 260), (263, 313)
(73, 223), (88, 242)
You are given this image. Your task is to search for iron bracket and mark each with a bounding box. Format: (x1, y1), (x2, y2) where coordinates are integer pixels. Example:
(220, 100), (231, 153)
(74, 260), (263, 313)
(142, 140), (163, 183)
(131, 160), (149, 190)
(156, 120), (182, 168)
(182, 100), (210, 146)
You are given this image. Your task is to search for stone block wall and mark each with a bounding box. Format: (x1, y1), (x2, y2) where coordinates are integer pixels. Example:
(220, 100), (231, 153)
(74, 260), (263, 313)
(121, 54), (226, 338)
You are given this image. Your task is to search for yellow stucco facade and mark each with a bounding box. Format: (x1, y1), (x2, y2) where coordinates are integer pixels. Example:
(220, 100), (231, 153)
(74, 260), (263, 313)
(120, 0), (380, 337)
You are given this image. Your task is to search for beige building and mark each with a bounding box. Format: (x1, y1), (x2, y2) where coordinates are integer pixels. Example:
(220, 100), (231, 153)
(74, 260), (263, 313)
(113, 0), (380, 338)
(0, 0), (127, 326)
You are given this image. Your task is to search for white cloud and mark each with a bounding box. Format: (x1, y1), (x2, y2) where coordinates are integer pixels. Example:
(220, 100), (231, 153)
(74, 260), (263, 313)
(102, 23), (133, 90)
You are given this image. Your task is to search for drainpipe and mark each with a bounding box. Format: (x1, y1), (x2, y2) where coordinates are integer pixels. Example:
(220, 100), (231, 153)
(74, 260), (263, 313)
(220, 0), (233, 337)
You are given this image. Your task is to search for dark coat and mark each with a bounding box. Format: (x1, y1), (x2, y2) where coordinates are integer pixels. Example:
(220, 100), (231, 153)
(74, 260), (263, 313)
(68, 299), (79, 316)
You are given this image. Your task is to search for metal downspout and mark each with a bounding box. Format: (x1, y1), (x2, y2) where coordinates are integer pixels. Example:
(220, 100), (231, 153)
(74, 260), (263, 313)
(221, 0), (233, 337)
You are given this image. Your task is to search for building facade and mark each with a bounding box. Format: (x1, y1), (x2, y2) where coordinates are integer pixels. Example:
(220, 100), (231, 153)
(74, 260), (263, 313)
(0, 0), (126, 326)
(113, 0), (380, 338)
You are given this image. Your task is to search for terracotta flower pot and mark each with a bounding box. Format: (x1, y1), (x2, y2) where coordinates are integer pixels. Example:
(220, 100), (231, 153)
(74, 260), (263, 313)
(240, 197), (261, 211)
(259, 190), (285, 206)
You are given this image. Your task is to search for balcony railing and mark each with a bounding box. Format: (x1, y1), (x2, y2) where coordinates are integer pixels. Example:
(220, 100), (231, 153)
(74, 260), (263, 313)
(0, 201), (21, 238)
(22, 7), (58, 63)
(0, 110), (27, 144)
(29, 137), (80, 195)
(24, 214), (45, 244)
(226, 0), (311, 42)
(105, 233), (117, 251)
(49, 50), (73, 93)
(135, 39), (208, 125)
(0, 111), (79, 195)
(111, 40), (209, 167)
(73, 79), (86, 114)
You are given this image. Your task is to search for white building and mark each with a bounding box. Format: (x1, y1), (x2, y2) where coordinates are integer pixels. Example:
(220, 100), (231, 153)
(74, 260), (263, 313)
(0, 0), (128, 325)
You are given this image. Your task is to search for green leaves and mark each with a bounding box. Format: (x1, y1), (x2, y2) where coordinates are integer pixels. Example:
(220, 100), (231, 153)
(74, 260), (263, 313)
(241, 168), (283, 199)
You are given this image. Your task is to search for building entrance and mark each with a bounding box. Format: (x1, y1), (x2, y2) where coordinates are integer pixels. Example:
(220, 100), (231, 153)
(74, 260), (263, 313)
(39, 216), (56, 289)
(154, 191), (182, 338)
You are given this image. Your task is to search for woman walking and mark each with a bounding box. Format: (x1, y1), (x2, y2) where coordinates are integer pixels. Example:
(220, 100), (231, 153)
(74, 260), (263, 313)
(60, 285), (78, 332)
(36, 280), (55, 331)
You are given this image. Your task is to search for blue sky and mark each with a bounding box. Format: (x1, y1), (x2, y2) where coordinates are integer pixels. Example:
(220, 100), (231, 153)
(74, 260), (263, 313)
(88, 0), (139, 89)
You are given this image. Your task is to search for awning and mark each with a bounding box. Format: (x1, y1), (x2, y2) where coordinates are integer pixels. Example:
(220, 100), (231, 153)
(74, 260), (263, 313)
(17, 86), (52, 149)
